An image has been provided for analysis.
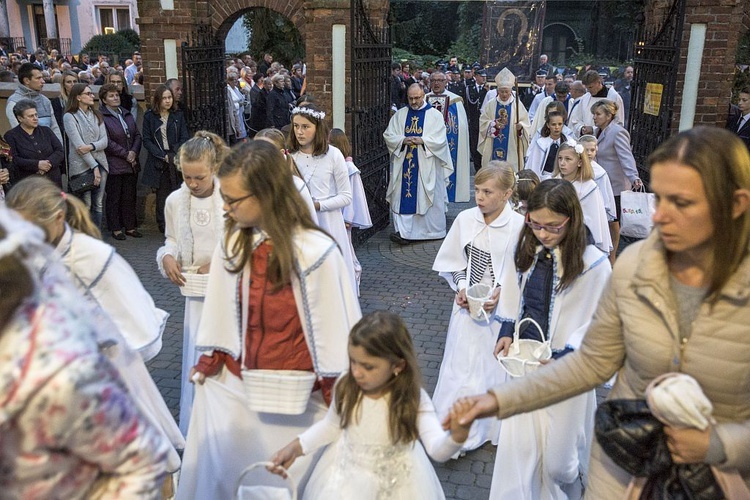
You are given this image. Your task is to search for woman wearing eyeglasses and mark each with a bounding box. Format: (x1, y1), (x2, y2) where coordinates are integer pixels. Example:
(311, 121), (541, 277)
(63, 83), (109, 229)
(488, 179), (611, 499)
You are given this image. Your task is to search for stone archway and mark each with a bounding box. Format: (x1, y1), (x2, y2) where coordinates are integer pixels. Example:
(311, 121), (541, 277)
(136, 0), (353, 129)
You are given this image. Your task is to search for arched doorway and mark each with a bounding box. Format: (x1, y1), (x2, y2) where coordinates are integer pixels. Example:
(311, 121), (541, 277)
(541, 22), (579, 67)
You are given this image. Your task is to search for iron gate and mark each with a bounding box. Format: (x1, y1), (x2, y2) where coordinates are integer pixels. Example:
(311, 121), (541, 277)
(350, 0), (392, 245)
(181, 24), (227, 140)
(629, 0), (686, 185)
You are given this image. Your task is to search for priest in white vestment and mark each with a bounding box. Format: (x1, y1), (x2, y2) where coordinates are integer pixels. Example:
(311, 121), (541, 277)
(384, 83), (453, 243)
(478, 68), (531, 171)
(425, 71), (470, 201)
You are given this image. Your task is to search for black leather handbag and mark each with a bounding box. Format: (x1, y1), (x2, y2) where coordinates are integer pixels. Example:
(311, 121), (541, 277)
(595, 399), (725, 500)
(68, 169), (96, 195)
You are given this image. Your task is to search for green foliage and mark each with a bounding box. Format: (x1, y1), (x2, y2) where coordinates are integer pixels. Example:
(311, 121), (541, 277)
(391, 48), (441, 70)
(447, 1), (482, 65)
(243, 8), (304, 67)
(116, 28), (141, 50)
(81, 34), (136, 64)
(391, 1), (460, 56)
(565, 52), (627, 70)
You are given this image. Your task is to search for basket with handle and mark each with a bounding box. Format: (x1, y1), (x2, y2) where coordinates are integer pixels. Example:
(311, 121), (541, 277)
(241, 369), (316, 415)
(496, 317), (552, 378)
(235, 461), (296, 500)
(465, 283), (493, 322)
(180, 267), (210, 297)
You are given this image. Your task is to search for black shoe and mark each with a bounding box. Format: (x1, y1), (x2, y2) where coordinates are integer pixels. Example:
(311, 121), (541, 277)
(112, 231), (127, 241)
(125, 230), (143, 238)
(389, 233), (412, 245)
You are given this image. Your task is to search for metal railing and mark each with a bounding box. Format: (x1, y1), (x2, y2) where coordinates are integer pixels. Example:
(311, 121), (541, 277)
(40, 38), (73, 56)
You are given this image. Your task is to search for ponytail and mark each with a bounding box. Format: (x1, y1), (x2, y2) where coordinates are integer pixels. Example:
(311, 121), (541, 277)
(64, 195), (101, 239)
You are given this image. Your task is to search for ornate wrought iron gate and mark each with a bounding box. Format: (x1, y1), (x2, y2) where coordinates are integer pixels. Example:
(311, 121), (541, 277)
(629, 0), (686, 185)
(350, 0), (392, 245)
(181, 24), (227, 140)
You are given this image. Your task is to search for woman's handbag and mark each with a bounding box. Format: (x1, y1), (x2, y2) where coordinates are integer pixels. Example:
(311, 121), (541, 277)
(68, 169), (96, 195)
(620, 187), (656, 239)
(496, 317), (552, 378)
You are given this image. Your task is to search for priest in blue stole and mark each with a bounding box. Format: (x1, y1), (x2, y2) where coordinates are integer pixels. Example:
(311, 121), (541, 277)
(384, 84), (453, 242)
(478, 67), (530, 171)
(425, 71), (471, 202)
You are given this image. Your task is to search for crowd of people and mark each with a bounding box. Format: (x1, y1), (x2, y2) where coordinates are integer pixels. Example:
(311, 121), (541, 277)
(1, 48), (749, 500)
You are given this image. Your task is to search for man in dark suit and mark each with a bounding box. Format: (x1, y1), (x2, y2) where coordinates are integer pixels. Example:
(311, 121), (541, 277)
(727, 86), (750, 151)
(248, 73), (269, 137)
(464, 69), (488, 171)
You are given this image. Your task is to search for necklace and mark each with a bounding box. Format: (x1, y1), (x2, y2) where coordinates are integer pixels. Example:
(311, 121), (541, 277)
(296, 152), (320, 186)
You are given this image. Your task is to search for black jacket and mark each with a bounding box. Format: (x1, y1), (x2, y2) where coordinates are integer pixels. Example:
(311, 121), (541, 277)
(248, 85), (268, 134)
(140, 109), (189, 188)
(267, 87), (290, 129)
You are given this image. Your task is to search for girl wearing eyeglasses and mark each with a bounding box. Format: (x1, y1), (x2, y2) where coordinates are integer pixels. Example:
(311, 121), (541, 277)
(178, 140), (361, 498)
(489, 179), (611, 499)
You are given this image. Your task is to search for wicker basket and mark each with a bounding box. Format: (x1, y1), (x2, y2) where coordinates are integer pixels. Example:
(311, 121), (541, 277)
(241, 369), (316, 415)
(236, 461), (296, 500)
(180, 271), (209, 297)
(497, 318), (552, 378)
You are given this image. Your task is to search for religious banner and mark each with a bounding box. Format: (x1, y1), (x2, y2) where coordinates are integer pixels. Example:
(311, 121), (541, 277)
(427, 95), (449, 122)
(481, 0), (547, 81)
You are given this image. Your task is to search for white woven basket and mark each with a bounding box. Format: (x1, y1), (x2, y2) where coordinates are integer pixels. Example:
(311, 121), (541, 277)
(236, 461), (296, 500)
(497, 318), (552, 378)
(466, 283), (492, 322)
(241, 369), (316, 415)
(180, 272), (209, 297)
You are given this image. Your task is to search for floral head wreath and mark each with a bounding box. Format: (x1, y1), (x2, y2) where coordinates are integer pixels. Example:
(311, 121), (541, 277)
(564, 139), (584, 155)
(291, 107), (325, 121)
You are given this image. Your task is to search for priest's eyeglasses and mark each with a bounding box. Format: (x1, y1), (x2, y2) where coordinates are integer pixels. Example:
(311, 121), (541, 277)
(524, 213), (570, 234)
(220, 191), (255, 210)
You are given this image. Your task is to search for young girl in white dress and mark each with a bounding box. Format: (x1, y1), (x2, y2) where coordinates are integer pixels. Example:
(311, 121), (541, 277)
(329, 128), (372, 296)
(156, 130), (228, 436)
(270, 311), (473, 499)
(431, 162), (524, 454)
(525, 110), (567, 181)
(490, 179), (611, 499)
(289, 105), (357, 293)
(579, 134), (617, 224)
(255, 127), (318, 223)
(553, 139), (612, 254)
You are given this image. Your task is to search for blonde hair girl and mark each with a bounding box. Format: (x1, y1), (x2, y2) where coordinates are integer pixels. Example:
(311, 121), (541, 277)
(431, 160), (524, 454)
(157, 130), (229, 436)
(270, 311), (473, 499)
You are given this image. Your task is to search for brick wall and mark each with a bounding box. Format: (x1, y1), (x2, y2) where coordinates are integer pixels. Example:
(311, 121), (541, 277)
(669, 0), (748, 129)
(137, 0), (365, 132)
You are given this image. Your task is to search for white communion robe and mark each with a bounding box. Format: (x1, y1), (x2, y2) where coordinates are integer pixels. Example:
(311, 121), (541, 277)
(591, 160), (617, 221)
(343, 158), (373, 296)
(478, 96), (530, 171)
(292, 145), (356, 293)
(525, 136), (563, 181)
(176, 228), (362, 500)
(426, 90), (471, 203)
(54, 225), (182, 466)
(157, 179), (225, 437)
(384, 102), (453, 240)
(565, 177), (612, 254)
(492, 245), (611, 500)
(431, 206), (524, 453)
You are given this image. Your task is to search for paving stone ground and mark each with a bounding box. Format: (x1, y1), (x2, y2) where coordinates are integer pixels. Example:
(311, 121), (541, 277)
(117, 185), (610, 500)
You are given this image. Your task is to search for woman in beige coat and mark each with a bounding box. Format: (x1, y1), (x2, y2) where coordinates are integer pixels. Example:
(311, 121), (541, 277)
(454, 126), (750, 497)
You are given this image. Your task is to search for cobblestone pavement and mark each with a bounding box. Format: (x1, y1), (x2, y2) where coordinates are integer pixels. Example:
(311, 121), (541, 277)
(116, 190), (609, 500)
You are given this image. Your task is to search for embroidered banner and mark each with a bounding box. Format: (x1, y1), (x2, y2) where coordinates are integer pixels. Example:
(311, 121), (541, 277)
(446, 103), (459, 202)
(492, 103), (511, 161)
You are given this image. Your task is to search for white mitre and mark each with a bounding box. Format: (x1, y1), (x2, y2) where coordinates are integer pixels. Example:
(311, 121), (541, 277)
(495, 67), (516, 89)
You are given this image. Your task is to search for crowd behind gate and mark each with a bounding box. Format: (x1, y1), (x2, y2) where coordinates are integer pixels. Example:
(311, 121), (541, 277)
(1, 48), (749, 500)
